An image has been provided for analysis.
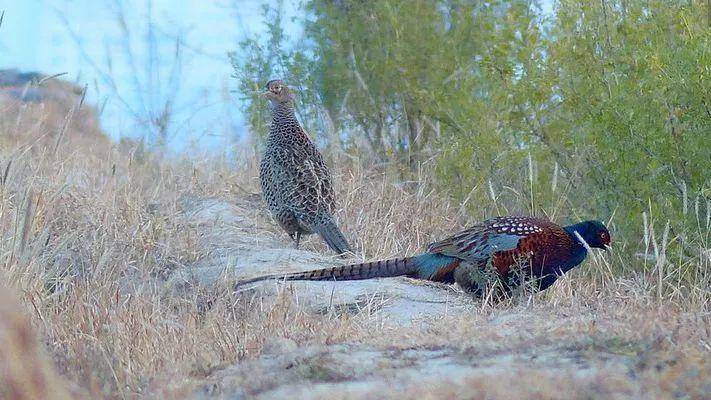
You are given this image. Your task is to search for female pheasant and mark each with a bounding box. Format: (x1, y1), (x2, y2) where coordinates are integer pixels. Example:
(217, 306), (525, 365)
(259, 79), (352, 254)
(238, 216), (611, 295)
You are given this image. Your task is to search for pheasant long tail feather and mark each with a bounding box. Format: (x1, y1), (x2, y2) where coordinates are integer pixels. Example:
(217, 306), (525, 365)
(313, 218), (352, 254)
(235, 253), (462, 289)
(235, 256), (420, 288)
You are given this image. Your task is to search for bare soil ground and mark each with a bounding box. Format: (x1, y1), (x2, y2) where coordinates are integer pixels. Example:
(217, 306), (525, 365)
(171, 196), (709, 400)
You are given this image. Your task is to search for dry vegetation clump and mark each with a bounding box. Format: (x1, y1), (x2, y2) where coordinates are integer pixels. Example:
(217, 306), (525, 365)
(0, 71), (108, 153)
(0, 100), (708, 399)
(0, 286), (79, 400)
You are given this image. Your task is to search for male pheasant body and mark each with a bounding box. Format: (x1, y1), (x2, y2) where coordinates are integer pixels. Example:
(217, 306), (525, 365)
(238, 216), (611, 295)
(259, 80), (351, 254)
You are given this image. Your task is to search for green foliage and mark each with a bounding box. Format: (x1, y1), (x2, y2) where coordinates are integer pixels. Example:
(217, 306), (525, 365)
(232, 0), (710, 240)
(540, 0), (711, 223)
(229, 2), (325, 145)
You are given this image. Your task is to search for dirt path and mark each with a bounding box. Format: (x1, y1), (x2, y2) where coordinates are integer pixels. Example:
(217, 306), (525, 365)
(168, 197), (474, 324)
(169, 197), (708, 400)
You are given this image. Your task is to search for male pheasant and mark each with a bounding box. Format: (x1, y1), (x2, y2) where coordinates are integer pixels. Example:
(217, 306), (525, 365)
(259, 79), (352, 254)
(238, 216), (611, 295)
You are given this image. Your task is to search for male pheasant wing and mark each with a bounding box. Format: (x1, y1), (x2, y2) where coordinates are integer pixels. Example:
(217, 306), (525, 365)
(426, 217), (549, 266)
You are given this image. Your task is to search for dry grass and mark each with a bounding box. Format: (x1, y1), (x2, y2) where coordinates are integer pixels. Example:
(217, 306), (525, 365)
(0, 97), (708, 399)
(0, 286), (78, 400)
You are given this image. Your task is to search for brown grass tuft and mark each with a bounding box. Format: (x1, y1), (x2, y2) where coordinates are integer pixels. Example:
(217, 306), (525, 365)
(0, 286), (79, 400)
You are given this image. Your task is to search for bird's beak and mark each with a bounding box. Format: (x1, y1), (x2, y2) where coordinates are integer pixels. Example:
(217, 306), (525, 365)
(603, 244), (612, 252)
(260, 90), (270, 98)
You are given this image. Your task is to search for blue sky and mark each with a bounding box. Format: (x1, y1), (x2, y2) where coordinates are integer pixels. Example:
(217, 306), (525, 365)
(0, 0), (302, 152)
(0, 0), (553, 153)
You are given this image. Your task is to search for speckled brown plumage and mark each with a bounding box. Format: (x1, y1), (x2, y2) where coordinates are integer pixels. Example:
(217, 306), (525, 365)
(259, 79), (351, 254)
